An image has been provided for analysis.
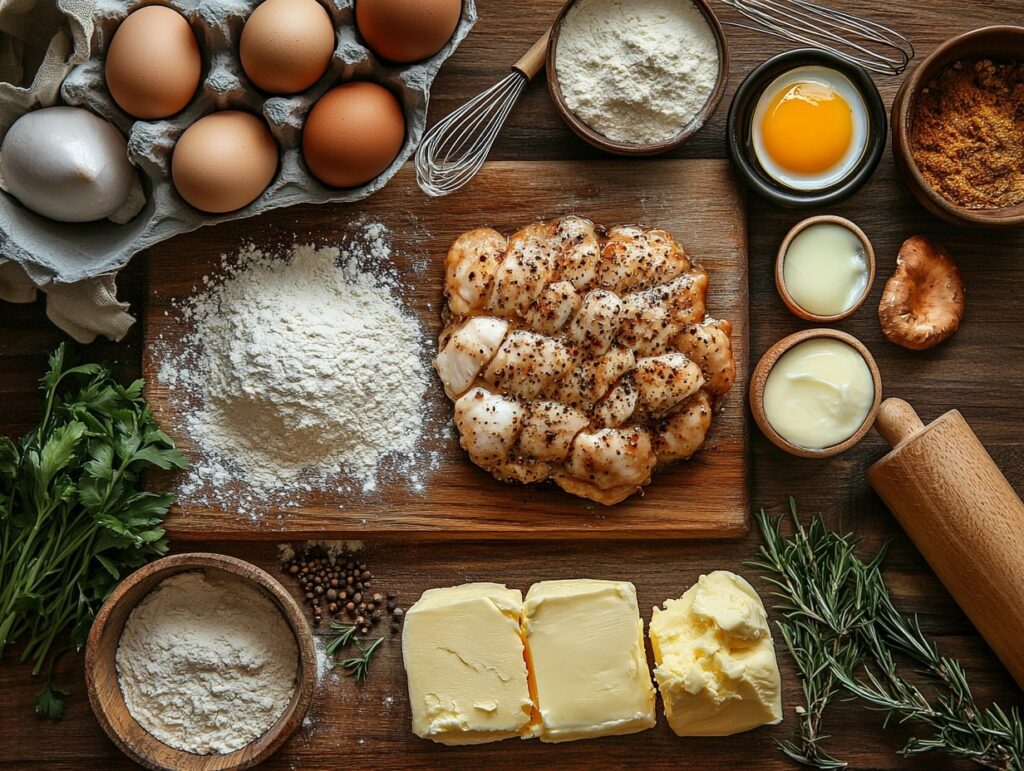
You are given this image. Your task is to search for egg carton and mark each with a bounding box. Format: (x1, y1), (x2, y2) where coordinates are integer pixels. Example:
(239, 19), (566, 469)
(0, 0), (476, 285)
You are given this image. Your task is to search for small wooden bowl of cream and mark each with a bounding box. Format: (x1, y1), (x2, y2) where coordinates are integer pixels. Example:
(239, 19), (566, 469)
(750, 329), (882, 458)
(776, 215), (875, 322)
(85, 553), (316, 771)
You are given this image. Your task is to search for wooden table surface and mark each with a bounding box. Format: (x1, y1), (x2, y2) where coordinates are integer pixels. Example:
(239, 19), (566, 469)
(2, 1), (1023, 769)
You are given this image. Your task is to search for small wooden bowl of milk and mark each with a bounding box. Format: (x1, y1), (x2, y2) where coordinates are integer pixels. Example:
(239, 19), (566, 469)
(775, 215), (875, 322)
(750, 329), (882, 458)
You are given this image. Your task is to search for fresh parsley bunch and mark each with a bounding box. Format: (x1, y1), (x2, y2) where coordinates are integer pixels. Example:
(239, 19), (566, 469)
(0, 344), (187, 719)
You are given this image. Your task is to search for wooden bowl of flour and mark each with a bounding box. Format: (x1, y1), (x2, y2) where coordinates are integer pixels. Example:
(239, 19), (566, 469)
(546, 0), (729, 156)
(86, 553), (315, 771)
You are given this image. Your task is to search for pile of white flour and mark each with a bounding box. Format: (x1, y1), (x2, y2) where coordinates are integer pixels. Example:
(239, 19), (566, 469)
(156, 224), (431, 516)
(554, 0), (720, 144)
(115, 570), (298, 755)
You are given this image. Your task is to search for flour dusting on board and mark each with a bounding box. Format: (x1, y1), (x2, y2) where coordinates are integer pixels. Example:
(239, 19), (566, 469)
(155, 224), (436, 518)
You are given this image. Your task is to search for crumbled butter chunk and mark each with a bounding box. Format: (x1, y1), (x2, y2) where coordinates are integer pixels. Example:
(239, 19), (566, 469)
(522, 579), (656, 742)
(650, 570), (783, 736)
(402, 582), (536, 745)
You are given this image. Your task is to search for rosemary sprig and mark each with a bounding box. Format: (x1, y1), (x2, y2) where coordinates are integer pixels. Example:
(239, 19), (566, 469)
(325, 622), (383, 682)
(751, 499), (1024, 771)
(325, 622), (358, 656)
(339, 637), (383, 682)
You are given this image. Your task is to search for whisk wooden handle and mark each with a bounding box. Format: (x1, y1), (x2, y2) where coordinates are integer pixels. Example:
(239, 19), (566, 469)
(513, 29), (551, 80)
(868, 399), (1024, 689)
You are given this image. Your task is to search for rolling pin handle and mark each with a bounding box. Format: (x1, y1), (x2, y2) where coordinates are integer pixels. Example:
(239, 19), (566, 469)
(875, 397), (926, 449)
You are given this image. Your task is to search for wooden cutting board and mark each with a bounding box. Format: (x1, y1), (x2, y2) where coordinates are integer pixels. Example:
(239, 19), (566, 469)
(143, 159), (748, 540)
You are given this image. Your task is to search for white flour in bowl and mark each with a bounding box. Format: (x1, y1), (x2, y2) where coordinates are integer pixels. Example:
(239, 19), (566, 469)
(115, 570), (298, 755)
(555, 0), (720, 145)
(155, 224), (433, 518)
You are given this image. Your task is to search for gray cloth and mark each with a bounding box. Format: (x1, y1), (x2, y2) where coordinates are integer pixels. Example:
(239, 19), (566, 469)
(0, 258), (133, 342)
(0, 0), (133, 342)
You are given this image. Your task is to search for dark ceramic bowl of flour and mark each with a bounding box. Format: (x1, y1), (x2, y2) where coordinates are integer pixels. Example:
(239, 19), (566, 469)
(85, 553), (316, 771)
(546, 0), (729, 156)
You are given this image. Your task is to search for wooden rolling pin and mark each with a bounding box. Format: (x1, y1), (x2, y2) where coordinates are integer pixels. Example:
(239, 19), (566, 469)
(868, 397), (1024, 689)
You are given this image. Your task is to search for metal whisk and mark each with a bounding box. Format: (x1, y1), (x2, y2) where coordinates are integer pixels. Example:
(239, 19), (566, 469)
(415, 31), (550, 197)
(718, 0), (914, 76)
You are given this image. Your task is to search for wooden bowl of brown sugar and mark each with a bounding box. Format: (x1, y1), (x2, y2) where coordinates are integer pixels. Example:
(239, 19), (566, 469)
(892, 25), (1024, 228)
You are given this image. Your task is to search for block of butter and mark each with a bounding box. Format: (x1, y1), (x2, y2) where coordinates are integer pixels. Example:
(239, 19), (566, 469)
(649, 570), (782, 737)
(522, 579), (656, 742)
(402, 583), (536, 745)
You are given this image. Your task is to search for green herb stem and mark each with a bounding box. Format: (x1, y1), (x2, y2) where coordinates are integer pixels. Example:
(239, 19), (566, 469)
(752, 499), (1024, 770)
(0, 344), (187, 717)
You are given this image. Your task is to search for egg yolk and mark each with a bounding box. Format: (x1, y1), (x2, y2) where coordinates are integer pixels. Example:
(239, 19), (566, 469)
(761, 81), (853, 175)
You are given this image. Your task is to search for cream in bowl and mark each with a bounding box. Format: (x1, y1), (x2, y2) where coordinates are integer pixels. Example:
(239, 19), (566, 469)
(548, 0), (727, 153)
(776, 215), (875, 321)
(750, 330), (882, 458)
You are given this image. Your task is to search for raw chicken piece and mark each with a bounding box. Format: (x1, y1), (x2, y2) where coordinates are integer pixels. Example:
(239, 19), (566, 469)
(596, 226), (648, 293)
(556, 345), (635, 411)
(523, 280), (580, 334)
(553, 216), (602, 289)
(593, 377), (638, 428)
(516, 401), (590, 462)
(674, 319), (735, 396)
(488, 222), (557, 316)
(444, 227), (507, 316)
(454, 387), (524, 467)
(554, 427), (657, 505)
(644, 229), (693, 281)
(634, 353), (704, 418)
(434, 317), (509, 398)
(567, 289), (624, 355)
(483, 330), (577, 400)
(653, 390), (713, 463)
(617, 297), (680, 357)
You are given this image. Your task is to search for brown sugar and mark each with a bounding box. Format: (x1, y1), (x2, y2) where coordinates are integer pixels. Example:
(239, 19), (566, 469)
(911, 58), (1024, 210)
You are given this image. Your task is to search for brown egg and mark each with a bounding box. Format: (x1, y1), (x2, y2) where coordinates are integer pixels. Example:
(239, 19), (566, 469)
(105, 6), (202, 119)
(240, 0), (336, 94)
(355, 0), (461, 63)
(171, 111), (279, 213)
(302, 82), (405, 188)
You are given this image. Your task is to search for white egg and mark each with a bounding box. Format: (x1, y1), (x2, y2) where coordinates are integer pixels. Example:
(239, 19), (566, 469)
(0, 106), (137, 223)
(751, 66), (869, 191)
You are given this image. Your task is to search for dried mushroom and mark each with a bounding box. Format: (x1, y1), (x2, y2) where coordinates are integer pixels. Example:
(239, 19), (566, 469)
(879, 236), (965, 351)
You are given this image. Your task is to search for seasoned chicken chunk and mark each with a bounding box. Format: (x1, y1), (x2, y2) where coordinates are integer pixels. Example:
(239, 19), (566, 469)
(488, 222), (557, 316)
(483, 330), (578, 400)
(435, 317), (509, 398)
(523, 280), (581, 335)
(516, 401), (590, 462)
(553, 216), (601, 289)
(593, 377), (638, 428)
(674, 319), (735, 396)
(653, 390), (713, 463)
(444, 227), (507, 316)
(554, 427), (656, 505)
(556, 345), (635, 411)
(454, 387), (524, 467)
(634, 353), (704, 418)
(567, 289), (624, 355)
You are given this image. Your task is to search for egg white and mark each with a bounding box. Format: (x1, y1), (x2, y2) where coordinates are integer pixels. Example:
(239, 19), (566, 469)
(751, 66), (869, 191)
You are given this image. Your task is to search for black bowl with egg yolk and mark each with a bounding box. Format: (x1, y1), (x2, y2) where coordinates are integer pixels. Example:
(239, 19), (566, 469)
(726, 48), (886, 208)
